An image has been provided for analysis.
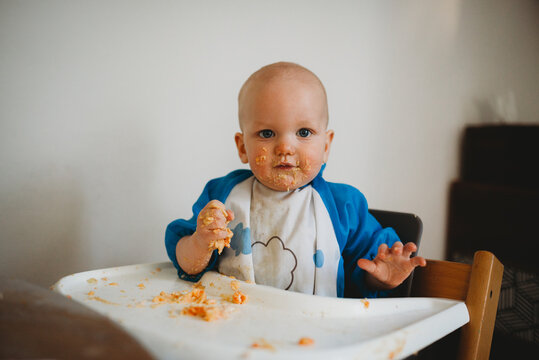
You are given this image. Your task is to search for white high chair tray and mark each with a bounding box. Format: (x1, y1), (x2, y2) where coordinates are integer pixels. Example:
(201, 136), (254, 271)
(52, 262), (469, 360)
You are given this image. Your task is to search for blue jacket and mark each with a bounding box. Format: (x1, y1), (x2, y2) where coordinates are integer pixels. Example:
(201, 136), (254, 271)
(165, 168), (399, 298)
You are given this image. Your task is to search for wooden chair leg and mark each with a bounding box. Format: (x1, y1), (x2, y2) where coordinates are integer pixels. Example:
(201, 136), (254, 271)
(458, 251), (504, 360)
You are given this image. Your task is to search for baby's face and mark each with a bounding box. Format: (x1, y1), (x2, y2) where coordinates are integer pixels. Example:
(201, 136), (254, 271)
(235, 77), (333, 191)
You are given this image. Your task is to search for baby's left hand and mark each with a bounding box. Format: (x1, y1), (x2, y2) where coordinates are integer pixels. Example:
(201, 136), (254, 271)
(357, 242), (426, 291)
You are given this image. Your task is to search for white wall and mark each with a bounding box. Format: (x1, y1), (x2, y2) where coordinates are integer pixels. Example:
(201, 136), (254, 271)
(1, 0), (538, 287)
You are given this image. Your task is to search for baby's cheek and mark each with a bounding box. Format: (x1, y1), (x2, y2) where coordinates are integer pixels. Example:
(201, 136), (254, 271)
(255, 154), (267, 165)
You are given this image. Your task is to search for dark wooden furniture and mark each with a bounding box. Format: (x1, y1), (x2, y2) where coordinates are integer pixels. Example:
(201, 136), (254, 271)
(0, 277), (154, 359)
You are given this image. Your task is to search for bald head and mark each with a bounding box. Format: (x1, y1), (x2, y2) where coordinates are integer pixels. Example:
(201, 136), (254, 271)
(238, 62), (329, 130)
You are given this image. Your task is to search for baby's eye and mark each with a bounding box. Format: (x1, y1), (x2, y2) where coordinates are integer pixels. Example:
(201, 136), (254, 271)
(258, 129), (274, 138)
(297, 128), (312, 138)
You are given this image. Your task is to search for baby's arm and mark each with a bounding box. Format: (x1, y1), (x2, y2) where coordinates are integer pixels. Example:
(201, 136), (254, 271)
(176, 200), (234, 275)
(357, 241), (426, 291)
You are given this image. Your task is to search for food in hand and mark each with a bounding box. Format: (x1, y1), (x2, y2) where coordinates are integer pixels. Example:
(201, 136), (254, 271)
(203, 202), (234, 254)
(208, 228), (233, 254)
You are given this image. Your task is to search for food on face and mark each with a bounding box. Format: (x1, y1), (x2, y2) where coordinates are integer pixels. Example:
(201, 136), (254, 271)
(255, 155), (266, 165)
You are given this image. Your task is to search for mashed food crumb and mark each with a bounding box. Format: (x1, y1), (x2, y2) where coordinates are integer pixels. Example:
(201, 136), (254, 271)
(181, 305), (224, 321)
(298, 337), (314, 346)
(361, 299), (370, 309)
(232, 290), (248, 304)
(250, 338), (274, 351)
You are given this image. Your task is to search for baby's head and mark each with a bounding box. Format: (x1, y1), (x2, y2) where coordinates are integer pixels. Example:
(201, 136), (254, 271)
(235, 62), (334, 192)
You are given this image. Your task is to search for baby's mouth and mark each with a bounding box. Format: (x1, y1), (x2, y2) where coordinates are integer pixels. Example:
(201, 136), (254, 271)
(274, 162), (297, 170)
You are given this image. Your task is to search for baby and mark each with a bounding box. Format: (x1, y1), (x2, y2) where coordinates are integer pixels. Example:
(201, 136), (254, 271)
(165, 62), (426, 298)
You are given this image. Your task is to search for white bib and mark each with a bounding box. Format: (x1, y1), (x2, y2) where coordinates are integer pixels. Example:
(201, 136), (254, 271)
(219, 176), (340, 296)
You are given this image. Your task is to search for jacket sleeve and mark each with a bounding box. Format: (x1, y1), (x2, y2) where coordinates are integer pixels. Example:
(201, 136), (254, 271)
(165, 179), (220, 282)
(164, 169), (253, 282)
(330, 183), (400, 298)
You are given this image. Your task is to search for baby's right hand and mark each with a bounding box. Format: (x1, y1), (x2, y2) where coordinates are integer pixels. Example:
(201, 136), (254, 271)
(193, 200), (234, 254)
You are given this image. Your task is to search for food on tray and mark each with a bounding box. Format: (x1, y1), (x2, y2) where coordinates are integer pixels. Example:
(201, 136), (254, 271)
(361, 299), (370, 308)
(108, 282), (119, 286)
(298, 337), (314, 346)
(87, 278), (98, 284)
(181, 305), (224, 321)
(220, 280), (248, 304)
(230, 280), (240, 291)
(250, 338), (274, 351)
(88, 295), (119, 305)
(152, 283), (208, 305)
(137, 283), (145, 289)
(150, 280), (247, 321)
(232, 290), (248, 304)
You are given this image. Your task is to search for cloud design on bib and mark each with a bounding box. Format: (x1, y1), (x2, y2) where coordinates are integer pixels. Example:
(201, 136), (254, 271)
(230, 222), (251, 256)
(251, 236), (297, 290)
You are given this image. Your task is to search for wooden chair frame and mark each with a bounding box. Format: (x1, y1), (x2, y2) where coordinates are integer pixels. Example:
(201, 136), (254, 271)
(411, 250), (504, 360)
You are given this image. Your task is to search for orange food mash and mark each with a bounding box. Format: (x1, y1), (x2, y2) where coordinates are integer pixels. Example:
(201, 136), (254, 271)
(250, 338), (274, 350)
(232, 291), (248, 304)
(361, 299), (370, 309)
(181, 305), (224, 321)
(298, 337), (314, 346)
(152, 280), (247, 321)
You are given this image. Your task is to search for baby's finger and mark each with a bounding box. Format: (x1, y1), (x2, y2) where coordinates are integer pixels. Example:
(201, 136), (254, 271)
(206, 199), (226, 210)
(209, 228), (232, 240)
(357, 258), (376, 273)
(225, 209), (234, 222)
(390, 241), (404, 256)
(377, 243), (389, 259)
(199, 208), (228, 228)
(410, 256), (427, 268)
(402, 242), (418, 258)
(206, 200), (229, 219)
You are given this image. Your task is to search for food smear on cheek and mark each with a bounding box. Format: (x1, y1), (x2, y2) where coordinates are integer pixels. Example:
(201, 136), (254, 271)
(255, 155), (266, 165)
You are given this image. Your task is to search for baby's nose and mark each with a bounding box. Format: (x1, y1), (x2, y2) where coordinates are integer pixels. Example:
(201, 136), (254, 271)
(275, 140), (295, 156)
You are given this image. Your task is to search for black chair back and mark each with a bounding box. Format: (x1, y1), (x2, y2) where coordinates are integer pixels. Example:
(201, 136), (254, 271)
(369, 209), (423, 297)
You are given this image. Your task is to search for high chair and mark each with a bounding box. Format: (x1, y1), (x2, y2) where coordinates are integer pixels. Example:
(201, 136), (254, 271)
(411, 250), (504, 360)
(370, 209), (504, 359)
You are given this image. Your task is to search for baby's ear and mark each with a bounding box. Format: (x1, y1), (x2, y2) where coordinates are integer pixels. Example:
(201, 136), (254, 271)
(323, 130), (334, 163)
(234, 132), (249, 164)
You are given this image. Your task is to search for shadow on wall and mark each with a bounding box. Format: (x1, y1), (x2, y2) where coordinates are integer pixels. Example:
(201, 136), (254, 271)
(0, 171), (84, 287)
